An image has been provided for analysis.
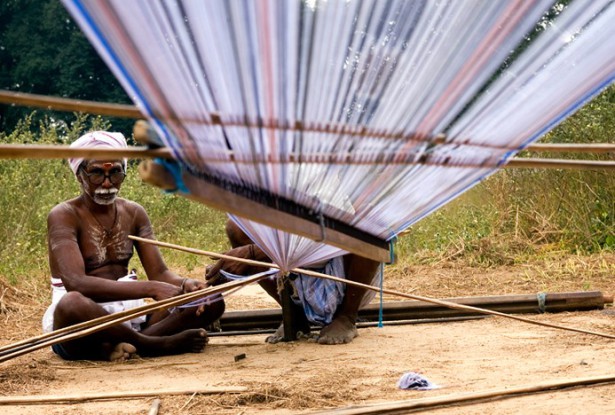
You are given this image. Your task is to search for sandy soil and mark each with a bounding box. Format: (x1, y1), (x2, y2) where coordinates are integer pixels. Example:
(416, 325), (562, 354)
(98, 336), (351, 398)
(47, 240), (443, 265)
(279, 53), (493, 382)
(1, 253), (614, 414)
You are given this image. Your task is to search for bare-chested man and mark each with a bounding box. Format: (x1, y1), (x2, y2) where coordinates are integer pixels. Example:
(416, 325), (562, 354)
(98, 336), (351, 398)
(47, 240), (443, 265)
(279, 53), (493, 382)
(43, 131), (224, 361)
(206, 220), (380, 345)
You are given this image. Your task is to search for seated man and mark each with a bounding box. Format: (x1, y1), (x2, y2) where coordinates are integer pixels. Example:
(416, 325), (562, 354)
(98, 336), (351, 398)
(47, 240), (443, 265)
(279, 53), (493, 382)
(43, 131), (224, 361)
(206, 220), (381, 345)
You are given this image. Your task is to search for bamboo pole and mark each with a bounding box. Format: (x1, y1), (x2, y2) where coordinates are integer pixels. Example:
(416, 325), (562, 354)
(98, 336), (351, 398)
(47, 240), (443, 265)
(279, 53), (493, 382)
(0, 144), (173, 160)
(506, 158), (615, 170)
(526, 143), (615, 153)
(1, 143), (613, 170)
(1, 90), (612, 156)
(0, 386), (247, 405)
(129, 235), (615, 340)
(309, 375), (615, 414)
(0, 90), (142, 119)
(0, 274), (266, 363)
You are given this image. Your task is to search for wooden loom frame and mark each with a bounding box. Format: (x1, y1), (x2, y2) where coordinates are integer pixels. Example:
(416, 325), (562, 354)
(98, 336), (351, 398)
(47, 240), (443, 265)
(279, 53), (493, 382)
(1, 89), (614, 262)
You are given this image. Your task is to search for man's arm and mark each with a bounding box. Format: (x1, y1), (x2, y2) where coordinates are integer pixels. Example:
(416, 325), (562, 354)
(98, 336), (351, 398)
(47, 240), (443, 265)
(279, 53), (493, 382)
(47, 203), (178, 302)
(131, 203), (207, 294)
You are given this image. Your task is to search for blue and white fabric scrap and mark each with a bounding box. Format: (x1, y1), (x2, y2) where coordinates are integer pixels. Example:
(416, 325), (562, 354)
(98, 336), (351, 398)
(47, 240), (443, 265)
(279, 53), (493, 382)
(397, 372), (440, 390)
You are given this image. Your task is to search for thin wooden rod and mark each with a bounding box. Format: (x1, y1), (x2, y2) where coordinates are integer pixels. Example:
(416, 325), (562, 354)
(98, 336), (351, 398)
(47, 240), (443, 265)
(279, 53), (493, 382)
(0, 90), (142, 118)
(506, 158), (615, 170)
(525, 143), (615, 153)
(0, 144), (173, 160)
(0, 386), (247, 405)
(129, 236), (615, 340)
(0, 274), (266, 363)
(1, 144), (613, 170)
(310, 374), (615, 414)
(3, 90), (612, 155)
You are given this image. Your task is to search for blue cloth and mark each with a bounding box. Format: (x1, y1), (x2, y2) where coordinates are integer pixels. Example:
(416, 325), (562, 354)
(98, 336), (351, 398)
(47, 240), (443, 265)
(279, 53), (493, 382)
(292, 257), (381, 326)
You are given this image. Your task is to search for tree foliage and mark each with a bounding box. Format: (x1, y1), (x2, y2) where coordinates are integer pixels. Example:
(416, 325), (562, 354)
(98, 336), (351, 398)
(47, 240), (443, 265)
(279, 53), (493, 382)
(0, 0), (131, 134)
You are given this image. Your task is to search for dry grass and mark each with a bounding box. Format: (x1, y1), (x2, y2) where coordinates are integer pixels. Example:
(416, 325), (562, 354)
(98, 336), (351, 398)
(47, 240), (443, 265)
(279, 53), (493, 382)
(158, 368), (367, 414)
(386, 251), (614, 299)
(0, 359), (58, 395)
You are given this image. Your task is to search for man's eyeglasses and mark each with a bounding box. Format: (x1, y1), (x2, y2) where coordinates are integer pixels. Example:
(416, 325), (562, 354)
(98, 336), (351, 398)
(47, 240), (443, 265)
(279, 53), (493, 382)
(80, 167), (126, 185)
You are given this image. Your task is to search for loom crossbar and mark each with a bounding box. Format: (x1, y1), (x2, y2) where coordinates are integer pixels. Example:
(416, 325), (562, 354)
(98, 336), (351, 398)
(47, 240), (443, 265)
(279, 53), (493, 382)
(139, 160), (391, 263)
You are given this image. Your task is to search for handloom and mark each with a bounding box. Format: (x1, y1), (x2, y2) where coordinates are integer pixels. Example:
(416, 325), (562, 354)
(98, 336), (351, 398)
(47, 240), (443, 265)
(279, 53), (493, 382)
(58, 0), (615, 269)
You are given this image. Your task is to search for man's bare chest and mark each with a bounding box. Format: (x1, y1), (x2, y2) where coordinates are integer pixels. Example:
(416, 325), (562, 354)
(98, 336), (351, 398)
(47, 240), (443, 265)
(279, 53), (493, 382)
(79, 224), (133, 269)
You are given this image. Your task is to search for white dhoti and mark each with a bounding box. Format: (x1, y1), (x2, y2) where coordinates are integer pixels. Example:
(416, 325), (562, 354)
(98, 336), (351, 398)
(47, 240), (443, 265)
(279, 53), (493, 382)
(42, 274), (147, 333)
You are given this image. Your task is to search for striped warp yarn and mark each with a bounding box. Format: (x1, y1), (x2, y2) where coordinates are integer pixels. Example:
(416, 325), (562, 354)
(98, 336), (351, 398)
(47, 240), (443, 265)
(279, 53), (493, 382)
(61, 0), (615, 270)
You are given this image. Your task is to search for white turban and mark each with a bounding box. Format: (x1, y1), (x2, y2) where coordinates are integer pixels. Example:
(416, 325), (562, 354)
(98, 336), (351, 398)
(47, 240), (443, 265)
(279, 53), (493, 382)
(69, 131), (128, 175)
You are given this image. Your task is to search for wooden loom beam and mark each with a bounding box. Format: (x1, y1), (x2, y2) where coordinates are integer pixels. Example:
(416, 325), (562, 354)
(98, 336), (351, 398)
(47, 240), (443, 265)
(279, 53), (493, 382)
(138, 160), (391, 263)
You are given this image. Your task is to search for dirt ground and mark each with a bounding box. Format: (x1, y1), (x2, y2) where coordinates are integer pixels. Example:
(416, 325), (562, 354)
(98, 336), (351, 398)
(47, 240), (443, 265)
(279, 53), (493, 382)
(1, 253), (614, 414)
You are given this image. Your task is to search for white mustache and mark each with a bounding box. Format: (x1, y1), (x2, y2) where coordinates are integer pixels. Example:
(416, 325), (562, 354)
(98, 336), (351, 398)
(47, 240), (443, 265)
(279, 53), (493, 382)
(95, 188), (119, 196)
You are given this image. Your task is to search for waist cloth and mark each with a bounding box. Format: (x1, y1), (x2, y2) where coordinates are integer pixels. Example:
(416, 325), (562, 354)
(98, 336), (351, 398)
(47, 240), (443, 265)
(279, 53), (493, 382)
(42, 273), (147, 334)
(291, 256), (382, 326)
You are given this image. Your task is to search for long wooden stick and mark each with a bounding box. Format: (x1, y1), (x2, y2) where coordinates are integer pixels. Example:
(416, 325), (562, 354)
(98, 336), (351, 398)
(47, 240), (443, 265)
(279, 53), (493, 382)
(1, 143), (613, 170)
(526, 143), (615, 153)
(0, 90), (142, 119)
(148, 398), (161, 415)
(506, 157), (615, 170)
(0, 275), (258, 355)
(0, 274), (266, 362)
(1, 90), (612, 155)
(129, 235), (615, 340)
(0, 144), (173, 160)
(309, 374), (615, 414)
(0, 386), (247, 405)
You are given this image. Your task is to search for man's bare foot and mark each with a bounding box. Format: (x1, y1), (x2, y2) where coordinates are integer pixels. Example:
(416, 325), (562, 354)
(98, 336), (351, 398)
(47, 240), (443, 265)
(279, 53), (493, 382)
(265, 323), (312, 343)
(317, 315), (358, 345)
(108, 342), (137, 362)
(151, 329), (209, 356)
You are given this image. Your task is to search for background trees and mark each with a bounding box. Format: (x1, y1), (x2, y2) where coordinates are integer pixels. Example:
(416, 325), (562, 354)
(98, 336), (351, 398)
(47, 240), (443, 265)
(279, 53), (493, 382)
(0, 0), (130, 134)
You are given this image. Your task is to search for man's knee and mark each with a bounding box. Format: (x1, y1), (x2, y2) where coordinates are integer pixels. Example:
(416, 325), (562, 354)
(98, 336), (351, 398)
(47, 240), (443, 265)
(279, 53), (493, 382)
(206, 295), (225, 321)
(54, 291), (93, 323)
(225, 219), (252, 247)
(344, 254), (380, 282)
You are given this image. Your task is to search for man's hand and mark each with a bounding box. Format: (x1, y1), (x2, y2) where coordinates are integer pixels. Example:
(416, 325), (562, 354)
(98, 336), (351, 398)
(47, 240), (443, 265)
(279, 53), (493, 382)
(205, 244), (267, 285)
(149, 280), (182, 301)
(181, 278), (207, 294)
(180, 278), (210, 316)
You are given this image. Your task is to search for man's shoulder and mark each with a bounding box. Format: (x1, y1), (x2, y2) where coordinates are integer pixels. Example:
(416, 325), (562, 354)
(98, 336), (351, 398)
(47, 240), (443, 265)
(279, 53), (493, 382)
(49, 199), (79, 217)
(47, 199), (82, 228)
(117, 197), (146, 213)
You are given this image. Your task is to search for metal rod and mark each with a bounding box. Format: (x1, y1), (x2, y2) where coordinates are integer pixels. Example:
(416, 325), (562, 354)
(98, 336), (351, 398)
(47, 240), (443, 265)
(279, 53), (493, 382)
(217, 291), (609, 331)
